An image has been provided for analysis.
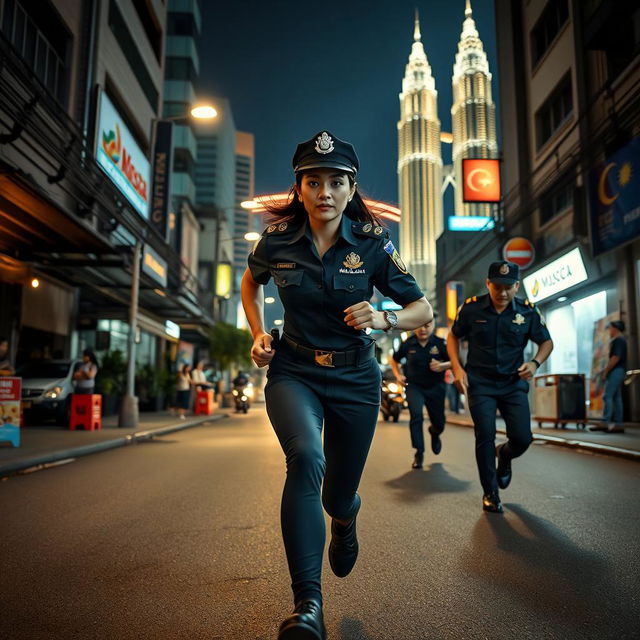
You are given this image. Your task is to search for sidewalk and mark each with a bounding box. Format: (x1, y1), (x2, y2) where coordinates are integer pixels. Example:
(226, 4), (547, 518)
(446, 412), (640, 461)
(0, 410), (228, 478)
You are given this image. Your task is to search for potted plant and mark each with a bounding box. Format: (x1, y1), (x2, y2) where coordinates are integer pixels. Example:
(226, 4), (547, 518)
(97, 350), (126, 416)
(136, 363), (163, 412)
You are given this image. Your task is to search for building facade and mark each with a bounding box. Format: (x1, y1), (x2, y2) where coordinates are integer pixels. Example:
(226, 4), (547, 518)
(397, 13), (443, 296)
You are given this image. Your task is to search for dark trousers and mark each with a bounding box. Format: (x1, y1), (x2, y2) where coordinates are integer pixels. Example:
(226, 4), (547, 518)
(405, 382), (446, 452)
(467, 374), (533, 494)
(265, 346), (381, 605)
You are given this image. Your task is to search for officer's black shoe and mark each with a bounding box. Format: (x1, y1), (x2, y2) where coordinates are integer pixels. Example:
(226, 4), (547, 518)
(278, 599), (326, 640)
(328, 494), (360, 578)
(429, 428), (442, 455)
(496, 443), (512, 490)
(412, 450), (424, 469)
(482, 491), (503, 513)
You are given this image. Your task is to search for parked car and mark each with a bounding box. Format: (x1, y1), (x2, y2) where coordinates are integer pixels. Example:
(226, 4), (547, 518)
(16, 359), (81, 425)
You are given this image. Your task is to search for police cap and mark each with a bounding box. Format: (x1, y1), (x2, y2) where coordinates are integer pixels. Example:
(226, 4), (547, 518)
(292, 131), (359, 175)
(488, 261), (520, 284)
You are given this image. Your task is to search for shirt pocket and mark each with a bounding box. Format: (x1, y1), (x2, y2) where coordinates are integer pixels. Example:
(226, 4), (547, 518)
(506, 325), (527, 347)
(471, 322), (492, 347)
(272, 269), (304, 288)
(332, 274), (370, 307)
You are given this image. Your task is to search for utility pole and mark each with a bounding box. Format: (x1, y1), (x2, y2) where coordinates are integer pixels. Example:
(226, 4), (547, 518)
(119, 241), (141, 428)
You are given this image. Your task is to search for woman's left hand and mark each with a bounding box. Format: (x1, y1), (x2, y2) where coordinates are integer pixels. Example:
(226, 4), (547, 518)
(343, 302), (387, 331)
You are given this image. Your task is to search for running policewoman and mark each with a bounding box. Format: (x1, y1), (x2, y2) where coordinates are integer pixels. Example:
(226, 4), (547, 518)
(241, 131), (432, 639)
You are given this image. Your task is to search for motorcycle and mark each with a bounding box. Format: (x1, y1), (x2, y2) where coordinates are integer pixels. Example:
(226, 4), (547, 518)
(232, 382), (254, 413)
(381, 379), (405, 422)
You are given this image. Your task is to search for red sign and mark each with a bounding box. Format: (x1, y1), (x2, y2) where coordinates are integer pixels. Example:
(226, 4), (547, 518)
(462, 158), (501, 203)
(503, 237), (536, 269)
(0, 377), (22, 429)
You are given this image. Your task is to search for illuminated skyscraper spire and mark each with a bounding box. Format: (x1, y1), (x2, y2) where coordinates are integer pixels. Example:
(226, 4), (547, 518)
(397, 10), (442, 295)
(451, 0), (498, 216)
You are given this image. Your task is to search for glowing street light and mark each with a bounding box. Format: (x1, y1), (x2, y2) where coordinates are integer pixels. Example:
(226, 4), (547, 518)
(189, 104), (218, 120)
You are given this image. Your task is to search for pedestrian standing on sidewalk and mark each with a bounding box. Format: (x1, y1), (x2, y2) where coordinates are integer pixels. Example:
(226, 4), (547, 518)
(175, 364), (192, 420)
(73, 349), (98, 394)
(191, 360), (212, 391)
(241, 131), (431, 639)
(390, 319), (450, 469)
(591, 320), (627, 433)
(447, 261), (553, 514)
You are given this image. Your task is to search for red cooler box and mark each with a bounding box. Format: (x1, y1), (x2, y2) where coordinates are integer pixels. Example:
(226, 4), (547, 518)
(69, 394), (102, 431)
(195, 389), (214, 415)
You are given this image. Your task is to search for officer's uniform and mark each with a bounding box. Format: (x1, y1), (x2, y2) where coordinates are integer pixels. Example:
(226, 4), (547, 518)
(451, 263), (551, 496)
(248, 132), (423, 608)
(393, 333), (448, 458)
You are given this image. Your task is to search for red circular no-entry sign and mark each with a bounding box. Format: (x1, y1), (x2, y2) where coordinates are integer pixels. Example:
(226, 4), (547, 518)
(503, 237), (535, 269)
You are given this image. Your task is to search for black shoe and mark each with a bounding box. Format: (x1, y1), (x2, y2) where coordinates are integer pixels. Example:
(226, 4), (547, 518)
(496, 443), (512, 490)
(328, 494), (360, 578)
(482, 491), (503, 513)
(412, 450), (424, 469)
(589, 424), (608, 432)
(278, 599), (326, 640)
(429, 428), (442, 455)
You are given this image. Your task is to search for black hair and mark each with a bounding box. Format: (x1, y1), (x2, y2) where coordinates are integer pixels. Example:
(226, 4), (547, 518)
(0, 336), (7, 345)
(263, 172), (383, 227)
(83, 348), (98, 366)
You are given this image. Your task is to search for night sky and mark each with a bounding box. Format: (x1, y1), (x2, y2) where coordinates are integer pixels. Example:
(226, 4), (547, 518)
(198, 0), (498, 210)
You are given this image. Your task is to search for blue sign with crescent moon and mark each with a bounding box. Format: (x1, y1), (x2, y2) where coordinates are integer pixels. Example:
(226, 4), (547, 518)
(589, 137), (640, 256)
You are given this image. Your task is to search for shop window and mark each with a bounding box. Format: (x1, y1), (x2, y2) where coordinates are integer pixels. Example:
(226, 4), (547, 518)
(168, 12), (199, 37)
(531, 0), (569, 68)
(539, 179), (574, 225)
(132, 0), (163, 62)
(0, 0), (70, 105)
(164, 57), (197, 82)
(535, 73), (573, 150)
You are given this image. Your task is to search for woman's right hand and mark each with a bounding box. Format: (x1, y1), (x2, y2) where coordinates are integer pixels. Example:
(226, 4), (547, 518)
(251, 332), (276, 368)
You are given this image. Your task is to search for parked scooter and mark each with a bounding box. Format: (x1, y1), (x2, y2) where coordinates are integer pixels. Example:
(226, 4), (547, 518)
(381, 378), (405, 422)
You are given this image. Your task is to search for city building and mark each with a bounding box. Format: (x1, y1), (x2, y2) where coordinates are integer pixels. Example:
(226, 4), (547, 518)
(451, 0), (498, 217)
(397, 12), (443, 296)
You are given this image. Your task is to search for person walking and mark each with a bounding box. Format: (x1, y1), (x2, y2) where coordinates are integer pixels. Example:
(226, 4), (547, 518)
(73, 349), (98, 394)
(175, 364), (192, 420)
(591, 320), (627, 433)
(390, 319), (450, 469)
(447, 261), (553, 514)
(241, 131), (432, 639)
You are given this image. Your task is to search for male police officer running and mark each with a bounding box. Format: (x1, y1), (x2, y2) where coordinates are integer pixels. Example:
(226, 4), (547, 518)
(447, 261), (553, 513)
(391, 318), (450, 469)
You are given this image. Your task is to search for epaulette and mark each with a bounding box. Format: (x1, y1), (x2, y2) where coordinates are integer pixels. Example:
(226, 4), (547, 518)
(522, 298), (535, 308)
(351, 221), (389, 239)
(464, 296), (478, 304)
(264, 221), (294, 234)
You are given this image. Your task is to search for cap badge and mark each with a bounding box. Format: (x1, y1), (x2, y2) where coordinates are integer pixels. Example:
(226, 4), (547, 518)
(513, 313), (525, 325)
(499, 263), (510, 275)
(343, 252), (364, 270)
(278, 222), (288, 232)
(315, 132), (334, 155)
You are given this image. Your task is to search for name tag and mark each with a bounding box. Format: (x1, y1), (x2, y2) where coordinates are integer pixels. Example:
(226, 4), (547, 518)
(273, 262), (296, 269)
(474, 319), (487, 323)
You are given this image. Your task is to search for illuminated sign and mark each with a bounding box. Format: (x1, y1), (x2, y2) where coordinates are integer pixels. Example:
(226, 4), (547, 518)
(150, 121), (173, 238)
(96, 91), (150, 218)
(446, 281), (465, 323)
(462, 158), (501, 203)
(448, 215), (495, 231)
(216, 263), (232, 297)
(522, 247), (588, 303)
(142, 245), (167, 288)
(165, 320), (180, 339)
(503, 237), (535, 269)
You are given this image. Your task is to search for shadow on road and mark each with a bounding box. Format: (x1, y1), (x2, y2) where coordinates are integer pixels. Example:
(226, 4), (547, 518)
(463, 503), (634, 636)
(384, 462), (471, 503)
(338, 617), (375, 640)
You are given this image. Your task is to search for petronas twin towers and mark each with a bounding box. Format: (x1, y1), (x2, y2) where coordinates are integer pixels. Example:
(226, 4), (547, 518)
(398, 1), (497, 295)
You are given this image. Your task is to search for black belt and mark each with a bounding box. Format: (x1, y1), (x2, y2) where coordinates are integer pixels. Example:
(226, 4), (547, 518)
(283, 335), (375, 368)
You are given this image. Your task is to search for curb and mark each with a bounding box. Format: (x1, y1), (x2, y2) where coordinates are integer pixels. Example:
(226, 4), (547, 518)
(446, 417), (640, 462)
(0, 414), (228, 478)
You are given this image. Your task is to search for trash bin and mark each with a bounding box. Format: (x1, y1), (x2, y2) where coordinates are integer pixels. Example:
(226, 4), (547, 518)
(534, 374), (586, 428)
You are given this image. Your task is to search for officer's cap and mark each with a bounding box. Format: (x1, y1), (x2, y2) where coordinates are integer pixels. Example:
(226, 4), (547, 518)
(292, 131), (359, 175)
(488, 261), (520, 284)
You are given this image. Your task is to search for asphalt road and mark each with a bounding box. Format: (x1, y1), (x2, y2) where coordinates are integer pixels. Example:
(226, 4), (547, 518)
(1, 406), (638, 640)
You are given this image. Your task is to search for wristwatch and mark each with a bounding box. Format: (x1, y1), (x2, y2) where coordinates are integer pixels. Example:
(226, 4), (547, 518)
(383, 310), (398, 332)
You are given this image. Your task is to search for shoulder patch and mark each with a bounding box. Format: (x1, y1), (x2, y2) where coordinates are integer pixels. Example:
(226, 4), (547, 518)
(465, 296), (478, 304)
(264, 220), (294, 234)
(524, 298), (535, 308)
(383, 239), (408, 274)
(352, 221), (389, 240)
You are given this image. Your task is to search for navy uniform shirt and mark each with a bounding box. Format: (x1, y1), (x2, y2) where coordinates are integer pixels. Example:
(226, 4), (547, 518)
(248, 215), (423, 350)
(393, 334), (448, 386)
(451, 293), (551, 378)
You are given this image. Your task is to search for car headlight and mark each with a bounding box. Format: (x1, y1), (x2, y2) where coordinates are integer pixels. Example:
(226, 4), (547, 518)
(387, 382), (399, 393)
(44, 386), (63, 399)
(232, 389), (238, 396)
(244, 386), (254, 398)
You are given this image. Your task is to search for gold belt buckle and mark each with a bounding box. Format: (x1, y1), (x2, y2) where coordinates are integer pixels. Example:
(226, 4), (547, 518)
(314, 350), (335, 367)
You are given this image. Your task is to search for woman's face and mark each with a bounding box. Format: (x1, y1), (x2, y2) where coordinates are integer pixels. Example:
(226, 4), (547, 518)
(297, 168), (355, 224)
